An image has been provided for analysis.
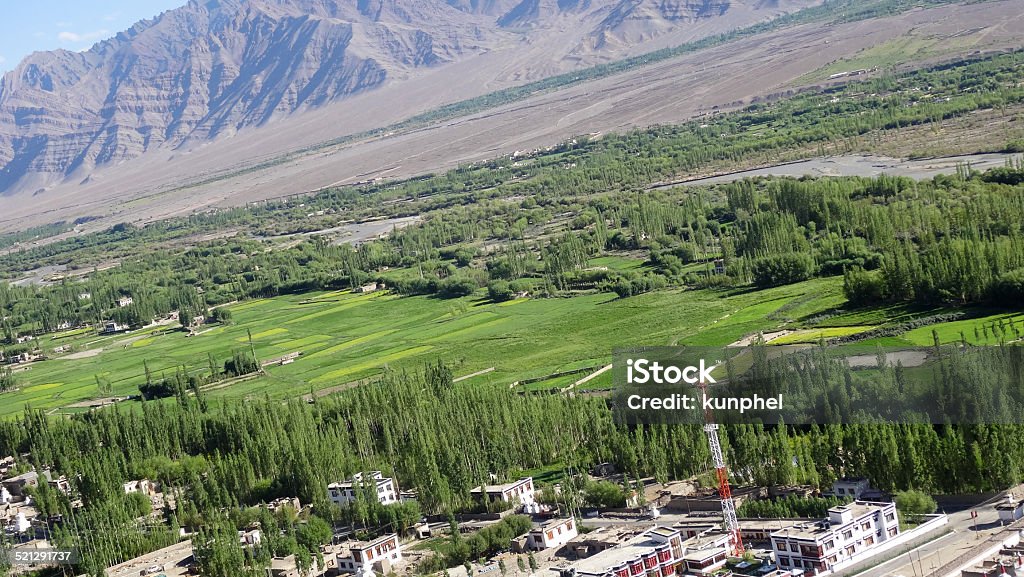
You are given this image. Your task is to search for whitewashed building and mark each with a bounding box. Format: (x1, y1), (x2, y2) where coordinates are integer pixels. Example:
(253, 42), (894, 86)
(337, 533), (402, 576)
(471, 477), (535, 505)
(528, 517), (579, 551)
(771, 501), (900, 575)
(329, 471), (398, 507)
(997, 496), (1024, 523)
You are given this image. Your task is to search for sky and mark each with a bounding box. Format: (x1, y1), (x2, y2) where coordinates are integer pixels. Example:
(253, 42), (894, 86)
(0, 1), (185, 74)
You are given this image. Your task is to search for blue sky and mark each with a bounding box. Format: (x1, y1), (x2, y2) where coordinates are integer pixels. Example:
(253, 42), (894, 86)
(0, 1), (185, 74)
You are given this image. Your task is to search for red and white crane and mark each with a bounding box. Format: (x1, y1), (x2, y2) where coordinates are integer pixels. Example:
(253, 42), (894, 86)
(698, 379), (745, 556)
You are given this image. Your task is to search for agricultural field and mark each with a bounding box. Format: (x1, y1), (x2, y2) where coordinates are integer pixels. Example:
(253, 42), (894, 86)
(3, 277), (854, 418)
(12, 271), (1018, 419)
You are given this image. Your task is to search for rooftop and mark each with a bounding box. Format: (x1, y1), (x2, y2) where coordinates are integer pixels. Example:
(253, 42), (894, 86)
(571, 531), (671, 575)
(351, 533), (399, 551)
(471, 477), (532, 493)
(772, 502), (893, 540)
(537, 517), (576, 531)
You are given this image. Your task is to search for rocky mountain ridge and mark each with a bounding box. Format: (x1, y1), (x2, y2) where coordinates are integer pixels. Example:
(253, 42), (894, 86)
(0, 0), (818, 194)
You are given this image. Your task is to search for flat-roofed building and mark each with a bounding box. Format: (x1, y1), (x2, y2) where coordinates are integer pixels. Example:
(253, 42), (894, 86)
(329, 471), (398, 507)
(528, 518), (579, 551)
(771, 501), (899, 575)
(996, 496), (1024, 523)
(337, 533), (402, 576)
(471, 477), (535, 505)
(557, 527), (689, 577)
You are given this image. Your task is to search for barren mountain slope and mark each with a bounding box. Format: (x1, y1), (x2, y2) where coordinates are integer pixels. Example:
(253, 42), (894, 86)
(0, 0), (819, 196)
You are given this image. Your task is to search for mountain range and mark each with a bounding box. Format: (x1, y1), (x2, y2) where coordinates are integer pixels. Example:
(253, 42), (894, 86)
(0, 0), (819, 196)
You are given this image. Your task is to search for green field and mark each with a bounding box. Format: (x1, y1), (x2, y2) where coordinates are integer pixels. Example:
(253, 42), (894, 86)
(9, 272), (1023, 418)
(879, 311), (1024, 347)
(771, 326), (876, 345)
(3, 277), (851, 417)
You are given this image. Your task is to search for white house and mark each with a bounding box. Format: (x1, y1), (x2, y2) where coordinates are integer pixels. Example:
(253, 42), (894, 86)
(528, 517), (579, 551)
(471, 477), (535, 505)
(239, 529), (262, 547)
(771, 501), (900, 575)
(117, 296), (134, 308)
(329, 471), (398, 507)
(123, 479), (159, 496)
(0, 485), (11, 504)
(101, 321), (129, 334)
(336, 533), (402, 576)
(996, 496), (1024, 523)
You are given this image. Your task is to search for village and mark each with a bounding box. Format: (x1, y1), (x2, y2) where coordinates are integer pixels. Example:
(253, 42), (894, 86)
(9, 452), (1024, 577)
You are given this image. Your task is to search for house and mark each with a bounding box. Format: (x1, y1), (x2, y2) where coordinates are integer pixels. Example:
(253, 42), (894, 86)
(996, 495), (1024, 523)
(264, 497), (302, 513)
(829, 478), (872, 500)
(771, 501), (900, 575)
(7, 352), (36, 365)
(78, 292), (91, 300)
(592, 463), (617, 477)
(15, 335), (34, 344)
(48, 475), (72, 495)
(239, 529), (263, 547)
(268, 555), (318, 577)
(354, 282), (385, 294)
(2, 470), (41, 496)
(528, 518), (579, 551)
(471, 477), (535, 505)
(0, 485), (11, 504)
(101, 321), (129, 334)
(713, 259), (727, 275)
(399, 490), (419, 504)
(336, 533), (402, 576)
(556, 526), (689, 577)
(117, 296), (134, 307)
(329, 471), (398, 507)
(56, 321), (72, 331)
(123, 479), (160, 496)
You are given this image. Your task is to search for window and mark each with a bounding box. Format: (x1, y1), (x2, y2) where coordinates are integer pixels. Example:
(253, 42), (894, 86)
(861, 522), (871, 531)
(791, 543), (799, 552)
(885, 513), (895, 522)
(824, 540), (834, 550)
(842, 530), (853, 539)
(865, 536), (874, 546)
(779, 558), (790, 567)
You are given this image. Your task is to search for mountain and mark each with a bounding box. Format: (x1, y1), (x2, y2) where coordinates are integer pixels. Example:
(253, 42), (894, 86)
(0, 0), (819, 195)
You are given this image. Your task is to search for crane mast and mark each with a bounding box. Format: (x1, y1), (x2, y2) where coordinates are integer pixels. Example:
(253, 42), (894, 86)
(699, 379), (744, 556)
